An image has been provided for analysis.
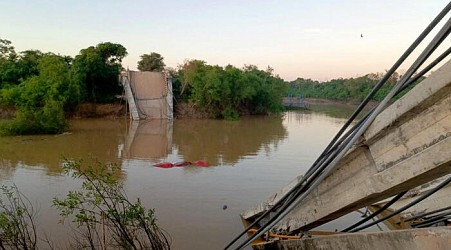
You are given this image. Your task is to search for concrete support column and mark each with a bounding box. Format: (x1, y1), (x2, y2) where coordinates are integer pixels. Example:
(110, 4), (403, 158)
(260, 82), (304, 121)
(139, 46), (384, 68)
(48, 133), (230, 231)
(166, 75), (174, 120)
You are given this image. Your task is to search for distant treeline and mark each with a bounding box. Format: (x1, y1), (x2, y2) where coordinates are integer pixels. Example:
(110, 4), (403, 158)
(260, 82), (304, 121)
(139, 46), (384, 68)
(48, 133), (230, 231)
(287, 72), (424, 102)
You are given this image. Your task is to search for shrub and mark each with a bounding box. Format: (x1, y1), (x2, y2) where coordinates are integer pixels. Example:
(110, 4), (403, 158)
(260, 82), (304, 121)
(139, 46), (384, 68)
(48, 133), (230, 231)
(53, 159), (171, 250)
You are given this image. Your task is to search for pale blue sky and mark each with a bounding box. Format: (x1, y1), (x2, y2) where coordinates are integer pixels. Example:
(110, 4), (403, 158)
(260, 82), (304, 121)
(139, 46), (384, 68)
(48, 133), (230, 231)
(1, 0), (450, 81)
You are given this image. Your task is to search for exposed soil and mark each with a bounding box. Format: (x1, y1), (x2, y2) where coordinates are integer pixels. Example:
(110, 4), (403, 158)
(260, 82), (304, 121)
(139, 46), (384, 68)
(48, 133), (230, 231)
(174, 101), (212, 119)
(0, 98), (380, 120)
(71, 103), (127, 119)
(0, 103), (127, 120)
(0, 106), (16, 119)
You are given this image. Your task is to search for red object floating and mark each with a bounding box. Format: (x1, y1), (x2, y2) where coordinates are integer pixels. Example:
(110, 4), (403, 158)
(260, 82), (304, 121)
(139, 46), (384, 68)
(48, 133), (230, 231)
(153, 162), (174, 168)
(173, 161), (192, 167)
(153, 160), (209, 169)
(194, 160), (209, 167)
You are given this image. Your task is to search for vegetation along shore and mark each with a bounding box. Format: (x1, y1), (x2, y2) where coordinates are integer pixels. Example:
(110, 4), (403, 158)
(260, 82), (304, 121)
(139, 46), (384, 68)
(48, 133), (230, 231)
(0, 38), (424, 135)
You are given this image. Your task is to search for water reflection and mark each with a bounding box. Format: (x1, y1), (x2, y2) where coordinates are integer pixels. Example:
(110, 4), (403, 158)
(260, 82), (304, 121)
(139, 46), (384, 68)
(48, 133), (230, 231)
(284, 110), (312, 124)
(309, 103), (373, 120)
(171, 116), (288, 166)
(124, 119), (173, 160)
(0, 119), (126, 177)
(0, 115), (288, 178)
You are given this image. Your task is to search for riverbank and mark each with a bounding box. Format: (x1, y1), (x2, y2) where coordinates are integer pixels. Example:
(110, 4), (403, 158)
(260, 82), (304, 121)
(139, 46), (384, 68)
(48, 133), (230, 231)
(70, 103), (126, 118)
(0, 98), (379, 120)
(0, 103), (127, 120)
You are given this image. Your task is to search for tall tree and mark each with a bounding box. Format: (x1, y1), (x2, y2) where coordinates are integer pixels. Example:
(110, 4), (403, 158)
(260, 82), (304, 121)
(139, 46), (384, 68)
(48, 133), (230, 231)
(137, 52), (165, 72)
(71, 42), (127, 103)
(0, 38), (16, 59)
(0, 38), (18, 86)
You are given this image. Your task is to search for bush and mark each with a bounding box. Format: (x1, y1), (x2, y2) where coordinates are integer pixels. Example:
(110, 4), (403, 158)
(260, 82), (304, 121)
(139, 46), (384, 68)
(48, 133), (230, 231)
(0, 54), (71, 135)
(175, 60), (286, 119)
(53, 159), (171, 250)
(0, 185), (38, 250)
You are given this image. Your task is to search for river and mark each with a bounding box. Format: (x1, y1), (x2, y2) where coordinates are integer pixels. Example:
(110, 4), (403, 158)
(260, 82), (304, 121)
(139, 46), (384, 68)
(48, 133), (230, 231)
(0, 105), (377, 249)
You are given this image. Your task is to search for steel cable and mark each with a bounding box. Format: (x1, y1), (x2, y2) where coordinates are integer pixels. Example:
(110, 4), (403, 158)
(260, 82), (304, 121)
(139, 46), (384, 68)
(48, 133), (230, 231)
(349, 176), (451, 232)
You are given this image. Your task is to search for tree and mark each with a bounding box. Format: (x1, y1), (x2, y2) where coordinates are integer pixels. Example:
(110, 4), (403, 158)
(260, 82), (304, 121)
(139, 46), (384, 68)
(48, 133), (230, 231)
(0, 38), (16, 60)
(0, 185), (38, 249)
(0, 38), (18, 87)
(72, 42), (127, 103)
(16, 50), (44, 82)
(0, 54), (74, 135)
(175, 60), (286, 119)
(137, 52), (165, 72)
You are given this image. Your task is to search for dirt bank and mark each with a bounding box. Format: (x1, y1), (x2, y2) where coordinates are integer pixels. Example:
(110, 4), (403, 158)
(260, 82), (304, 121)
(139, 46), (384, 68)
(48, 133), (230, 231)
(0, 103), (127, 120)
(0, 106), (16, 119)
(174, 101), (211, 119)
(0, 99), (379, 120)
(71, 103), (126, 118)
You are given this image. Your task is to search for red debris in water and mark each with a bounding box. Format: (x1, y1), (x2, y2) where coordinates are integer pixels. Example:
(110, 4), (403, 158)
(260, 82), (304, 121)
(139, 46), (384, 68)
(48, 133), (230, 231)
(153, 160), (210, 168)
(173, 161), (192, 167)
(153, 162), (174, 168)
(193, 160), (209, 167)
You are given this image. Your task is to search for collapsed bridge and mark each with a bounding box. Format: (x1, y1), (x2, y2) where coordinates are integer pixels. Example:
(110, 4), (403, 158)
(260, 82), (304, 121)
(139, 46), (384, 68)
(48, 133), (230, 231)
(226, 2), (451, 249)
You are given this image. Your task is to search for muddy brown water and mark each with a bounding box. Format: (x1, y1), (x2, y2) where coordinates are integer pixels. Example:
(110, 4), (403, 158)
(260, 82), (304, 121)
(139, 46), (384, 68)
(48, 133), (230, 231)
(0, 106), (378, 249)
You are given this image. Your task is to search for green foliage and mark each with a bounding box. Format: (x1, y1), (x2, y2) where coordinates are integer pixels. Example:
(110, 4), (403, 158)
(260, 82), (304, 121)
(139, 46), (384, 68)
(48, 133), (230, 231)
(137, 52), (165, 72)
(175, 60), (286, 119)
(0, 38), (44, 87)
(0, 185), (37, 250)
(53, 159), (170, 250)
(0, 38), (18, 87)
(0, 54), (74, 135)
(71, 42), (127, 103)
(0, 39), (127, 135)
(0, 104), (66, 136)
(288, 71), (424, 102)
(0, 38), (16, 60)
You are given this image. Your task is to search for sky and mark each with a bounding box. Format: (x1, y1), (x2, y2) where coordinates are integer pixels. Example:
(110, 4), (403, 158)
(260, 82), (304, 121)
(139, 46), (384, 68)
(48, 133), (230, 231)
(1, 0), (450, 81)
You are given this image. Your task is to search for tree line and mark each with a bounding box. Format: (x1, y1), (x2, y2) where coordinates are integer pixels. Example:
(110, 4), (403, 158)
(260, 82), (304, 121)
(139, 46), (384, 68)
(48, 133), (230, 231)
(287, 71), (424, 102)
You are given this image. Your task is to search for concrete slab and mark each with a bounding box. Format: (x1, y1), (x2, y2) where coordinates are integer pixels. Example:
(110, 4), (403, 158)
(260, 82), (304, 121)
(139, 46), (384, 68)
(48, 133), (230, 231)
(253, 227), (451, 250)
